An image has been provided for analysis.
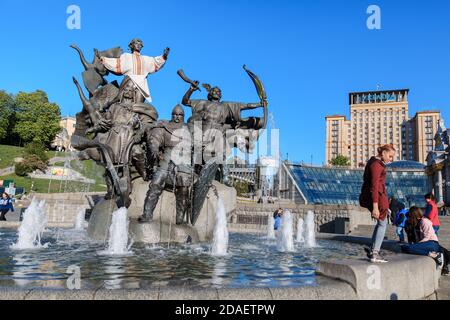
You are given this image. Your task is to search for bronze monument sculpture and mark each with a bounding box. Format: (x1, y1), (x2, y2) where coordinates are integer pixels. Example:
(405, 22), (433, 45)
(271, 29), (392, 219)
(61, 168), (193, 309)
(140, 105), (193, 225)
(70, 38), (268, 243)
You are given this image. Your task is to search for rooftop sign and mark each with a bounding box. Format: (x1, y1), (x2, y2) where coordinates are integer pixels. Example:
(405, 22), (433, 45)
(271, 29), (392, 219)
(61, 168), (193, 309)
(350, 89), (409, 105)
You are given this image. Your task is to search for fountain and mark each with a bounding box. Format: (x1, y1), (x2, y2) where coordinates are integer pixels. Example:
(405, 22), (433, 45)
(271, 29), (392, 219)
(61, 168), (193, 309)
(11, 198), (48, 250)
(267, 214), (276, 239)
(276, 210), (295, 252)
(74, 209), (87, 230)
(296, 218), (305, 243)
(100, 207), (133, 255)
(305, 211), (317, 248)
(211, 198), (229, 256)
(0, 37), (380, 299)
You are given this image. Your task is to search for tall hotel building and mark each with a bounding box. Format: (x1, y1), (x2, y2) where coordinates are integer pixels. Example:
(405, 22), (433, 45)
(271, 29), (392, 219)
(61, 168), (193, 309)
(325, 89), (441, 168)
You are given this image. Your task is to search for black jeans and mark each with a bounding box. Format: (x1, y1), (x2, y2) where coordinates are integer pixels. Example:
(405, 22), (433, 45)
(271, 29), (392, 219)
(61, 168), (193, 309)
(0, 209), (9, 220)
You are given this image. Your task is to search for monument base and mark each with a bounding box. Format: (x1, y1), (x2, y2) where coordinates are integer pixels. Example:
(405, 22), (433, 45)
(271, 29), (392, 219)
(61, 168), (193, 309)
(128, 220), (200, 244)
(87, 179), (237, 244)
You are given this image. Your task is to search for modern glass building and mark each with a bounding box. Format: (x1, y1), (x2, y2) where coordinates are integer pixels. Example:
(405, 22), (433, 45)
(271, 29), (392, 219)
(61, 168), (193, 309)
(279, 160), (430, 207)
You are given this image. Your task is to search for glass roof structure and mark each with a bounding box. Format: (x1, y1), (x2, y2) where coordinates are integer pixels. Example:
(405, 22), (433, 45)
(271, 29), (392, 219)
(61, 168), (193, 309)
(386, 160), (425, 171)
(287, 162), (429, 207)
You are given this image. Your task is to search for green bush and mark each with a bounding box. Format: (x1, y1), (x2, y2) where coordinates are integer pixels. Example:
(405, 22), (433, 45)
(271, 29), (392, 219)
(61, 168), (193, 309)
(24, 142), (49, 163)
(14, 154), (47, 177)
(14, 161), (32, 176)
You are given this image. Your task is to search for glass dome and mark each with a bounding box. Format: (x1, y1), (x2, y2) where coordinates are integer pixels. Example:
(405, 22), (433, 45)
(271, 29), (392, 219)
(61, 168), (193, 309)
(386, 160), (425, 170)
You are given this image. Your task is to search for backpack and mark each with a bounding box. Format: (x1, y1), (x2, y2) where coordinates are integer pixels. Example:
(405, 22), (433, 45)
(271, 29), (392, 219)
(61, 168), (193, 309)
(395, 209), (408, 227)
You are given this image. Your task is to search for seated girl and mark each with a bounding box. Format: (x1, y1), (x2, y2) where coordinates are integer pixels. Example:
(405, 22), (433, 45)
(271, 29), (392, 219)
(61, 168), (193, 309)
(401, 206), (448, 275)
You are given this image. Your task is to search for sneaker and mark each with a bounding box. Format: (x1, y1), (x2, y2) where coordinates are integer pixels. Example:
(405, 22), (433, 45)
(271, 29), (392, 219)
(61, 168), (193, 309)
(429, 252), (438, 259)
(370, 252), (388, 263)
(442, 267), (449, 276)
(429, 252), (444, 269)
(437, 253), (445, 269)
(364, 247), (373, 259)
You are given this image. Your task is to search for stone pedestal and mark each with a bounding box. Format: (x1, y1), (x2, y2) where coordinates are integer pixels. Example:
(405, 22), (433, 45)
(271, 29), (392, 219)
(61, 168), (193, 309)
(87, 179), (236, 244)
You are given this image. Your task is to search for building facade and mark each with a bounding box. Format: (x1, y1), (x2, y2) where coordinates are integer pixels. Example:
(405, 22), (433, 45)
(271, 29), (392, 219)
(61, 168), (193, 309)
(325, 89), (442, 168)
(411, 111), (442, 164)
(52, 116), (76, 151)
(426, 121), (450, 211)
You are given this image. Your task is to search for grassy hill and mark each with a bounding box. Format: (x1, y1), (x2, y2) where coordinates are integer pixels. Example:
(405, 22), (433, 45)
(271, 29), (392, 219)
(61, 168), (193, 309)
(0, 144), (106, 193)
(0, 144), (57, 169)
(0, 145), (25, 169)
(0, 173), (106, 193)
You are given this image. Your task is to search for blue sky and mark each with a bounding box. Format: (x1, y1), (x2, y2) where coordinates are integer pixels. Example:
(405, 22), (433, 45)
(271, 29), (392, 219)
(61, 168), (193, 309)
(0, 0), (449, 164)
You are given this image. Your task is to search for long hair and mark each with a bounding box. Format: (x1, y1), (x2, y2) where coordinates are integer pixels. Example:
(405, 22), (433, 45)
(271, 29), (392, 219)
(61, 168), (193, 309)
(408, 206), (423, 228)
(377, 144), (396, 156)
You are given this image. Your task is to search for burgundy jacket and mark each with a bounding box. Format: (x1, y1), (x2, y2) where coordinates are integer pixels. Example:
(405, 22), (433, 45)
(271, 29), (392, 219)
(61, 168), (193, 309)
(359, 157), (389, 221)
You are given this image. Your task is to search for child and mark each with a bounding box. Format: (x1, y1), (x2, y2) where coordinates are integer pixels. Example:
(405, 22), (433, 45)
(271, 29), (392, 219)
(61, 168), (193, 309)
(424, 193), (440, 236)
(394, 208), (408, 243)
(273, 208), (283, 230)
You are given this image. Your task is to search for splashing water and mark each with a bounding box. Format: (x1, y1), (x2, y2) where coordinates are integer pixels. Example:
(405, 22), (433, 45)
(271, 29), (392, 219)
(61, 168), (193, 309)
(296, 218), (305, 243)
(74, 209), (86, 230)
(211, 198), (229, 256)
(305, 211), (317, 248)
(101, 208), (133, 255)
(276, 210), (295, 252)
(11, 198), (48, 250)
(267, 214), (276, 239)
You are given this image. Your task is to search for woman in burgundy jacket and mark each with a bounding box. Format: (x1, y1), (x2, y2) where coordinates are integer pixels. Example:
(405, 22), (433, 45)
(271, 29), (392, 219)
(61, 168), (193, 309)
(359, 144), (396, 263)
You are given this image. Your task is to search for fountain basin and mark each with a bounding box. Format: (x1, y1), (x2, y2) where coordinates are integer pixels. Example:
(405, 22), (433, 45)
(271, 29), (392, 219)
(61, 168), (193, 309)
(0, 229), (442, 300)
(0, 230), (367, 291)
(0, 276), (357, 300)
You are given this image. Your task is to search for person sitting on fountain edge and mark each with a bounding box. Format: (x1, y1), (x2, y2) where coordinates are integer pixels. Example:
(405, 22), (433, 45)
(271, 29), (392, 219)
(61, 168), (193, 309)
(0, 192), (14, 221)
(400, 206), (449, 276)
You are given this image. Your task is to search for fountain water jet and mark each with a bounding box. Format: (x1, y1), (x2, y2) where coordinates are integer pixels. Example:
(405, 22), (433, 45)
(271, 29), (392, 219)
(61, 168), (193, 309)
(296, 218), (305, 243)
(211, 198), (229, 256)
(101, 207), (133, 255)
(276, 210), (294, 252)
(11, 198), (48, 250)
(74, 209), (87, 230)
(305, 211), (317, 248)
(267, 214), (275, 239)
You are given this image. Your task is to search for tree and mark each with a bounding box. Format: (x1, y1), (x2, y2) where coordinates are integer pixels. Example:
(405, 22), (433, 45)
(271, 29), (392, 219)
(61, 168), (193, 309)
(13, 90), (61, 147)
(329, 154), (351, 167)
(0, 90), (14, 141)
